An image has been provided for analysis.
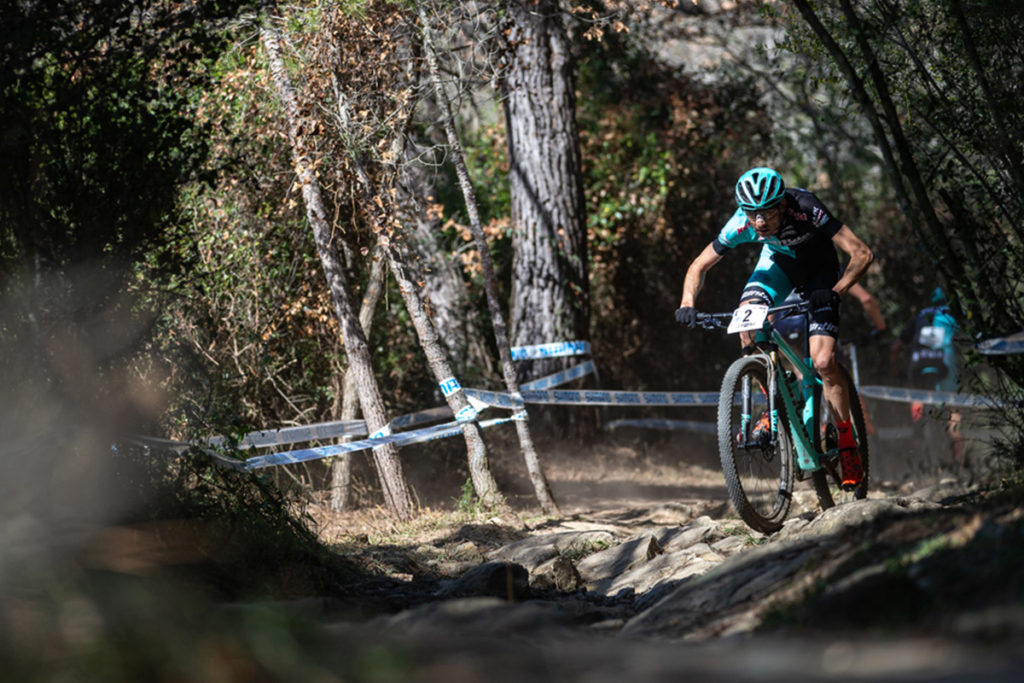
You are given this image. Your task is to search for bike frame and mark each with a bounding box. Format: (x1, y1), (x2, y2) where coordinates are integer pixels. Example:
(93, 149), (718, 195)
(749, 304), (828, 473)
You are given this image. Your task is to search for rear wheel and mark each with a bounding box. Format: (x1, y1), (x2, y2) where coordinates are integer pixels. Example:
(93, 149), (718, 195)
(813, 362), (870, 508)
(717, 356), (795, 533)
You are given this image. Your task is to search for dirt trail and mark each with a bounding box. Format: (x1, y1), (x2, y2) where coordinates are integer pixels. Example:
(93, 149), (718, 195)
(304, 435), (1023, 682)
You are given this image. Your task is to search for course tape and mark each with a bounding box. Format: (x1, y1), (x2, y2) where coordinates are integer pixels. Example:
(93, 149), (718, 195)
(859, 385), (1003, 409)
(521, 360), (595, 390)
(976, 332), (1024, 355)
(135, 338), (737, 467)
(523, 389), (721, 406)
(239, 414), (523, 470)
(207, 420), (368, 449)
(604, 418), (717, 434)
(461, 387), (721, 408)
(510, 340), (591, 361)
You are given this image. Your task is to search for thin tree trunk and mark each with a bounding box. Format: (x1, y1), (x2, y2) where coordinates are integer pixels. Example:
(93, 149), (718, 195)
(344, 146), (506, 509)
(330, 70), (506, 510)
(502, 0), (589, 379)
(396, 138), (496, 385)
(420, 7), (559, 515)
(262, 19), (413, 520)
(329, 244), (387, 512)
(383, 234), (505, 508)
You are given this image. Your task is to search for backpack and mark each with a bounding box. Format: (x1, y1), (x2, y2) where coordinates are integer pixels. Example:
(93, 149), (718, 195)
(907, 306), (950, 389)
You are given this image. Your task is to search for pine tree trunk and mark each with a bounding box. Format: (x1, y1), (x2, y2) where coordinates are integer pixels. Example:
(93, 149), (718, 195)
(262, 20), (413, 520)
(502, 0), (589, 379)
(420, 8), (559, 515)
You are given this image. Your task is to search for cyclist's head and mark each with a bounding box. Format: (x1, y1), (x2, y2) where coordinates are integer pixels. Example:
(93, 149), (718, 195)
(735, 167), (786, 211)
(931, 286), (948, 305)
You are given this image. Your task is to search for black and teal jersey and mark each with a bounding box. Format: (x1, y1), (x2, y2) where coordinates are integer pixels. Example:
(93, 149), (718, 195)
(712, 188), (844, 260)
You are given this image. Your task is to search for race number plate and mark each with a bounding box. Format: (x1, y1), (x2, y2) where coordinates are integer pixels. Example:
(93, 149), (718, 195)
(727, 304), (769, 334)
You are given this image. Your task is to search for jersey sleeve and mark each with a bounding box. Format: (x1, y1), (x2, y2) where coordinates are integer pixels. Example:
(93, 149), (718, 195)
(795, 190), (844, 237)
(712, 209), (755, 254)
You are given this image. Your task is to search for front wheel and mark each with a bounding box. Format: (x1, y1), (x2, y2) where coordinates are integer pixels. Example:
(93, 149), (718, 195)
(717, 356), (795, 533)
(813, 362), (870, 509)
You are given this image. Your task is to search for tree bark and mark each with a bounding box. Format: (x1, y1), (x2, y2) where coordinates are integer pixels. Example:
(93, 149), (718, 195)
(330, 65), (506, 510)
(262, 19), (413, 520)
(382, 234), (505, 508)
(329, 244), (387, 512)
(501, 0), (589, 378)
(420, 7), (559, 515)
(396, 139), (496, 386)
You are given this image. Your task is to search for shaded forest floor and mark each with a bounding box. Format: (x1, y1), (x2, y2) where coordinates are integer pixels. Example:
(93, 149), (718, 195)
(3, 425), (1022, 682)
(282, 429), (1024, 681)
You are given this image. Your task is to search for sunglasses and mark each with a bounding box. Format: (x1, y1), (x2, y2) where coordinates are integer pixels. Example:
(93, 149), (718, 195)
(743, 205), (782, 222)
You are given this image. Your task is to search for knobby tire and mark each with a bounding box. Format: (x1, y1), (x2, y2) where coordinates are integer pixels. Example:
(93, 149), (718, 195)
(717, 356), (795, 533)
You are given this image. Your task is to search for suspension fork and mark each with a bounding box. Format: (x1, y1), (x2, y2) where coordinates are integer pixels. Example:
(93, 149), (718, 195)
(738, 353), (780, 447)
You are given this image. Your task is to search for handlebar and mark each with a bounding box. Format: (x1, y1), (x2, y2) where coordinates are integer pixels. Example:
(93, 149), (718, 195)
(692, 301), (813, 330)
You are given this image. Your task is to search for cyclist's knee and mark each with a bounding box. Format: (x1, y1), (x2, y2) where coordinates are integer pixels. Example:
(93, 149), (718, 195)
(813, 351), (840, 381)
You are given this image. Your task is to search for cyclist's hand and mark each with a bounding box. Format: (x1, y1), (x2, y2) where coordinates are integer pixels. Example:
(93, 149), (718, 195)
(675, 306), (699, 328)
(808, 289), (839, 310)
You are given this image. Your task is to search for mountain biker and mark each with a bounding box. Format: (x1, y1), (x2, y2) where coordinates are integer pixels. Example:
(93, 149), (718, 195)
(674, 167), (875, 490)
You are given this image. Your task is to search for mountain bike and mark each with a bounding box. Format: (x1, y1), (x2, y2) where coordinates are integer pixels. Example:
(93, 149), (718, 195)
(695, 301), (870, 533)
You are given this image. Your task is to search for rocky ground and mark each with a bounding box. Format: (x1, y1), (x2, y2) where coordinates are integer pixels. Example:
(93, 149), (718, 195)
(292, 436), (1024, 682)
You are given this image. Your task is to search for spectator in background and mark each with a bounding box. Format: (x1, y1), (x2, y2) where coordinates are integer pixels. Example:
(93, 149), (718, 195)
(895, 287), (964, 466)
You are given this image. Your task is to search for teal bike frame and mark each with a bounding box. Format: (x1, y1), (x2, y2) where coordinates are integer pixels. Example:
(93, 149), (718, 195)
(750, 304), (831, 473)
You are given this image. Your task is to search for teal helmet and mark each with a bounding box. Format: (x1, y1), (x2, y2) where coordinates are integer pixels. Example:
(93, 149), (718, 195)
(931, 287), (948, 305)
(735, 167), (786, 211)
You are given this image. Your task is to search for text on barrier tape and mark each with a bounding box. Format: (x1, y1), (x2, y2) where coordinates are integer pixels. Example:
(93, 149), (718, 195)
(510, 340), (591, 361)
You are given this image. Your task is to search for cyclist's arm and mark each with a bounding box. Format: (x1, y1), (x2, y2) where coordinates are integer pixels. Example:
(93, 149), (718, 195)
(848, 282), (886, 332)
(831, 226), (873, 297)
(680, 242), (723, 307)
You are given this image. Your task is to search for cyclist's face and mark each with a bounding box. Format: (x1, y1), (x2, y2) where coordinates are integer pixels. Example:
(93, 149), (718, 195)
(744, 205), (782, 237)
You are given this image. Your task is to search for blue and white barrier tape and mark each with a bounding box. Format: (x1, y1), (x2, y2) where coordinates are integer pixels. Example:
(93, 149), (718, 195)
(976, 332), (1024, 356)
(521, 360), (595, 390)
(510, 340), (591, 361)
(239, 414), (522, 470)
(207, 420), (367, 450)
(859, 385), (1003, 409)
(136, 338), (740, 467)
(522, 389), (720, 407)
(603, 418), (717, 434)
(461, 387), (721, 408)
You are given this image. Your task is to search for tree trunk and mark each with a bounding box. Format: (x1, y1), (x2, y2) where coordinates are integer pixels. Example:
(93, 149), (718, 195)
(330, 66), (506, 510)
(329, 244), (387, 512)
(420, 8), (559, 515)
(382, 234), (505, 508)
(502, 0), (589, 380)
(262, 20), (413, 521)
(396, 138), (496, 386)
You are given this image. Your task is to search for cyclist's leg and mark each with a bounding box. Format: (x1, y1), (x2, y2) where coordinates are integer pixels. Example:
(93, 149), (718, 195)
(812, 334), (849, 420)
(738, 248), (792, 348)
(806, 292), (845, 419)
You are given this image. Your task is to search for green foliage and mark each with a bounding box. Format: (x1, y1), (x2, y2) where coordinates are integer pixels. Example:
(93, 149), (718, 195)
(571, 26), (774, 393)
(0, 0), (256, 280)
(783, 0), (1024, 464)
(0, 0), (262, 455)
(453, 477), (484, 515)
